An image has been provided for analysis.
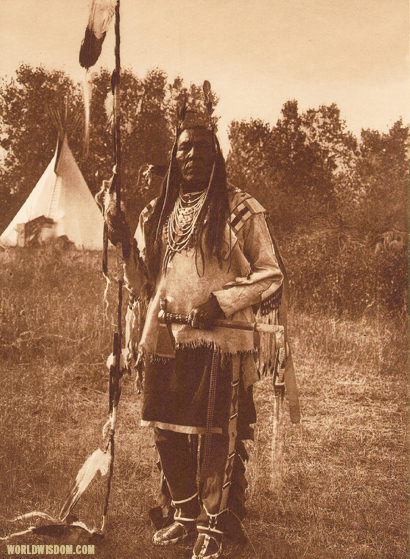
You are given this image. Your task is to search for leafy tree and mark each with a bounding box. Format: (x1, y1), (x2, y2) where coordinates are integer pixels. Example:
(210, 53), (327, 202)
(226, 118), (271, 192)
(354, 120), (408, 240)
(227, 100), (358, 235)
(0, 65), (81, 232)
(301, 104), (358, 208)
(82, 67), (172, 229)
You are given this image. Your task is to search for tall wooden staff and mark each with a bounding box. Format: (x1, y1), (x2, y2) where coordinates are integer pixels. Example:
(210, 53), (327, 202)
(74, 0), (123, 528)
(103, 0), (122, 529)
(0, 1), (125, 540)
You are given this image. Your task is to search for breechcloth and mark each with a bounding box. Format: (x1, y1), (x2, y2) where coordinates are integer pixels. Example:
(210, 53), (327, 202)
(142, 347), (232, 432)
(146, 347), (256, 539)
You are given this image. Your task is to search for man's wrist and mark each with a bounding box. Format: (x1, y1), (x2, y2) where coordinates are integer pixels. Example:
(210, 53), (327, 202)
(209, 293), (225, 319)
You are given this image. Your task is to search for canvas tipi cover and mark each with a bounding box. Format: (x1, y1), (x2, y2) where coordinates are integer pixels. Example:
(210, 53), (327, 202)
(0, 136), (104, 250)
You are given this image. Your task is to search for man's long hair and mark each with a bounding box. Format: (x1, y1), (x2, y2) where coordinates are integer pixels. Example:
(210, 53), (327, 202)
(144, 133), (230, 280)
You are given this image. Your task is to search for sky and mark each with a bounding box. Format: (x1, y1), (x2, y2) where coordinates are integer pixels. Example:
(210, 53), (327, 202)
(0, 0), (409, 154)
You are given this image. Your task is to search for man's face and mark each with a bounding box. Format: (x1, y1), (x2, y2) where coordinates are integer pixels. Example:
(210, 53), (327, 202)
(175, 128), (215, 192)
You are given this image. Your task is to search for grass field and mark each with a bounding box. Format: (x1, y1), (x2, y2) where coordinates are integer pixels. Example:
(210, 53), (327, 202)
(0, 247), (408, 559)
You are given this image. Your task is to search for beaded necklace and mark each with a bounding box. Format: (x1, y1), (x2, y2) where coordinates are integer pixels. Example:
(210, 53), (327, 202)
(163, 188), (208, 272)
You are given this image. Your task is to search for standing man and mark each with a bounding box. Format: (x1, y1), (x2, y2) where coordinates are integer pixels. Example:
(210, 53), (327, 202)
(106, 93), (283, 559)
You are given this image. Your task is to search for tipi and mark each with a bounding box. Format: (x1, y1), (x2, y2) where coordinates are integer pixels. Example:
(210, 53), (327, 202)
(0, 135), (104, 250)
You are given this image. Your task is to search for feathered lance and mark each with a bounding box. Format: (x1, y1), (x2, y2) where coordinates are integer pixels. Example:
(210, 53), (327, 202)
(60, 0), (123, 528)
(61, 0), (123, 527)
(61, 0), (123, 528)
(102, 0), (122, 529)
(1, 1), (123, 542)
(77, 0), (124, 528)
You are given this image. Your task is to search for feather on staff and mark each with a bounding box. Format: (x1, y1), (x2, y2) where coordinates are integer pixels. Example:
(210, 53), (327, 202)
(79, 0), (117, 69)
(79, 0), (116, 155)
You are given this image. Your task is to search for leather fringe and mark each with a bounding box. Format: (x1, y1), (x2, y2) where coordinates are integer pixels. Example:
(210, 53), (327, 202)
(259, 284), (282, 316)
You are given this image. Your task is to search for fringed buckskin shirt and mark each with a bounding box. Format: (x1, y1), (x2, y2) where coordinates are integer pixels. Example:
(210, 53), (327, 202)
(124, 187), (283, 385)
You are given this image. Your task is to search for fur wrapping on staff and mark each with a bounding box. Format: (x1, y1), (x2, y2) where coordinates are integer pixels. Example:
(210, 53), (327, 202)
(0, 512), (103, 543)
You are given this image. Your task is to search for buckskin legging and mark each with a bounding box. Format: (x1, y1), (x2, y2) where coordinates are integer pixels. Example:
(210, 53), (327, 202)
(145, 348), (256, 536)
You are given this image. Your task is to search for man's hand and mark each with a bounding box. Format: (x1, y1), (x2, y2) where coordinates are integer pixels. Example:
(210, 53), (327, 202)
(190, 294), (225, 329)
(105, 201), (132, 258)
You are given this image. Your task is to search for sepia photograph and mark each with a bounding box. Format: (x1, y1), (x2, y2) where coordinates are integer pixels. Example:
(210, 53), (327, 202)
(0, 1), (408, 558)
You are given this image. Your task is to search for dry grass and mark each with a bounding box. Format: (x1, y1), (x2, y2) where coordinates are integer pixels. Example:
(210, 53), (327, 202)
(250, 313), (408, 559)
(0, 247), (408, 558)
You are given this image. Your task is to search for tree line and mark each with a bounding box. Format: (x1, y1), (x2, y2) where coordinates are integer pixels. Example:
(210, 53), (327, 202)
(0, 64), (408, 317)
(226, 101), (408, 318)
(0, 65), (211, 233)
(227, 101), (407, 242)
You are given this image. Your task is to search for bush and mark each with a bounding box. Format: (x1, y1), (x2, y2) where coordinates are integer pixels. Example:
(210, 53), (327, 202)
(283, 233), (408, 319)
